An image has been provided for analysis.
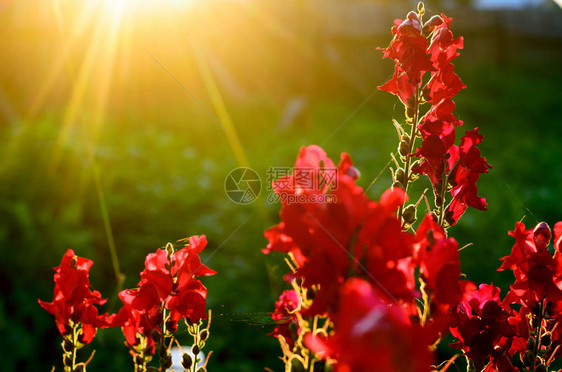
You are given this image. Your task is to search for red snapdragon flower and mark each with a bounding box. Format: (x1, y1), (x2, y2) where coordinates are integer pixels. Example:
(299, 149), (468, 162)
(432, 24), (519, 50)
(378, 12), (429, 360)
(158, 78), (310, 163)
(114, 235), (216, 346)
(112, 289), (156, 353)
(425, 15), (466, 103)
(264, 145), (371, 314)
(499, 222), (562, 307)
(306, 278), (436, 372)
(355, 187), (417, 309)
(446, 128), (492, 225)
(38, 249), (112, 344)
(264, 146), (418, 315)
(269, 290), (300, 348)
(413, 214), (465, 308)
(450, 284), (516, 371)
(378, 11), (434, 105)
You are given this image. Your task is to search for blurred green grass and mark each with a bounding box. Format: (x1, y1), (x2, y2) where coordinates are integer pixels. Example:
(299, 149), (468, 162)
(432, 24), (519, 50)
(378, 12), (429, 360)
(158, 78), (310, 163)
(1, 56), (562, 371)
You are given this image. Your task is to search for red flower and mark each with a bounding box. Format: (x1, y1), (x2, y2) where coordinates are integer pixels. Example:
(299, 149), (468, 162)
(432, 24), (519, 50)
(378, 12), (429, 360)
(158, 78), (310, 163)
(306, 278), (436, 372)
(114, 235), (216, 345)
(450, 284), (515, 371)
(379, 12), (434, 84)
(269, 290), (300, 348)
(445, 128), (491, 225)
(425, 15), (466, 103)
(264, 146), (418, 315)
(428, 15), (463, 66)
(112, 289), (156, 352)
(413, 214), (464, 307)
(38, 249), (111, 344)
(378, 12), (435, 107)
(264, 145), (371, 315)
(499, 222), (562, 307)
(356, 188), (417, 309)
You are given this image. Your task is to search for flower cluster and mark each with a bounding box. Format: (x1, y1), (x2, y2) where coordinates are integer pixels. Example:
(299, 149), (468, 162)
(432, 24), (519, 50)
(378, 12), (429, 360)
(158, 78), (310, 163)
(264, 4), (496, 371)
(450, 221), (562, 371)
(264, 145), (467, 371)
(39, 249), (113, 371)
(113, 235), (216, 371)
(378, 3), (490, 227)
(40, 236), (216, 372)
(305, 278), (436, 372)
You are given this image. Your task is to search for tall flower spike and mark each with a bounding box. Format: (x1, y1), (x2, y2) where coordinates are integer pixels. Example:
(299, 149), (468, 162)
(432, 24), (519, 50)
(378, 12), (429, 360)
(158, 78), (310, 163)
(39, 249), (112, 371)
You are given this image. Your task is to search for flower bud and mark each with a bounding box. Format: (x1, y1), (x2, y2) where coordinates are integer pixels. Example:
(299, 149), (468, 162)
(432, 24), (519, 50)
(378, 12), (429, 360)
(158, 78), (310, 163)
(289, 321), (299, 335)
(166, 242), (174, 258)
(166, 319), (177, 333)
(526, 337), (536, 351)
(434, 195), (443, 208)
(536, 364), (547, 372)
(443, 210), (454, 226)
(533, 222), (551, 251)
(403, 204), (417, 225)
(405, 106), (415, 120)
(421, 87), (431, 103)
(182, 353), (193, 369)
(541, 332), (552, 346)
(62, 338), (74, 353)
(545, 302), (555, 318)
(395, 168), (406, 185)
(399, 139), (410, 157)
(392, 180), (404, 190)
(63, 354), (73, 367)
(522, 350), (535, 367)
(531, 315), (541, 329)
(423, 15), (443, 36)
(192, 344), (200, 356)
(200, 329), (209, 341)
(163, 355), (173, 369)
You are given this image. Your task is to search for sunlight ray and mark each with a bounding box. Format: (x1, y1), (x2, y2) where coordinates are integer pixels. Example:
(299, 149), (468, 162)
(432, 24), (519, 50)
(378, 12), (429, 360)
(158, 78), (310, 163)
(26, 0), (97, 120)
(190, 40), (250, 168)
(88, 0), (127, 147)
(48, 3), (109, 173)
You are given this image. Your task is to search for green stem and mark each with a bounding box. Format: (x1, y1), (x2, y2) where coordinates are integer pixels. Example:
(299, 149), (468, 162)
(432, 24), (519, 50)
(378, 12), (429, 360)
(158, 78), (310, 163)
(159, 308), (168, 372)
(419, 278), (431, 326)
(71, 325), (79, 372)
(437, 172), (448, 229)
(532, 300), (545, 371)
(398, 87), (421, 226)
(192, 324), (199, 372)
(134, 336), (147, 372)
